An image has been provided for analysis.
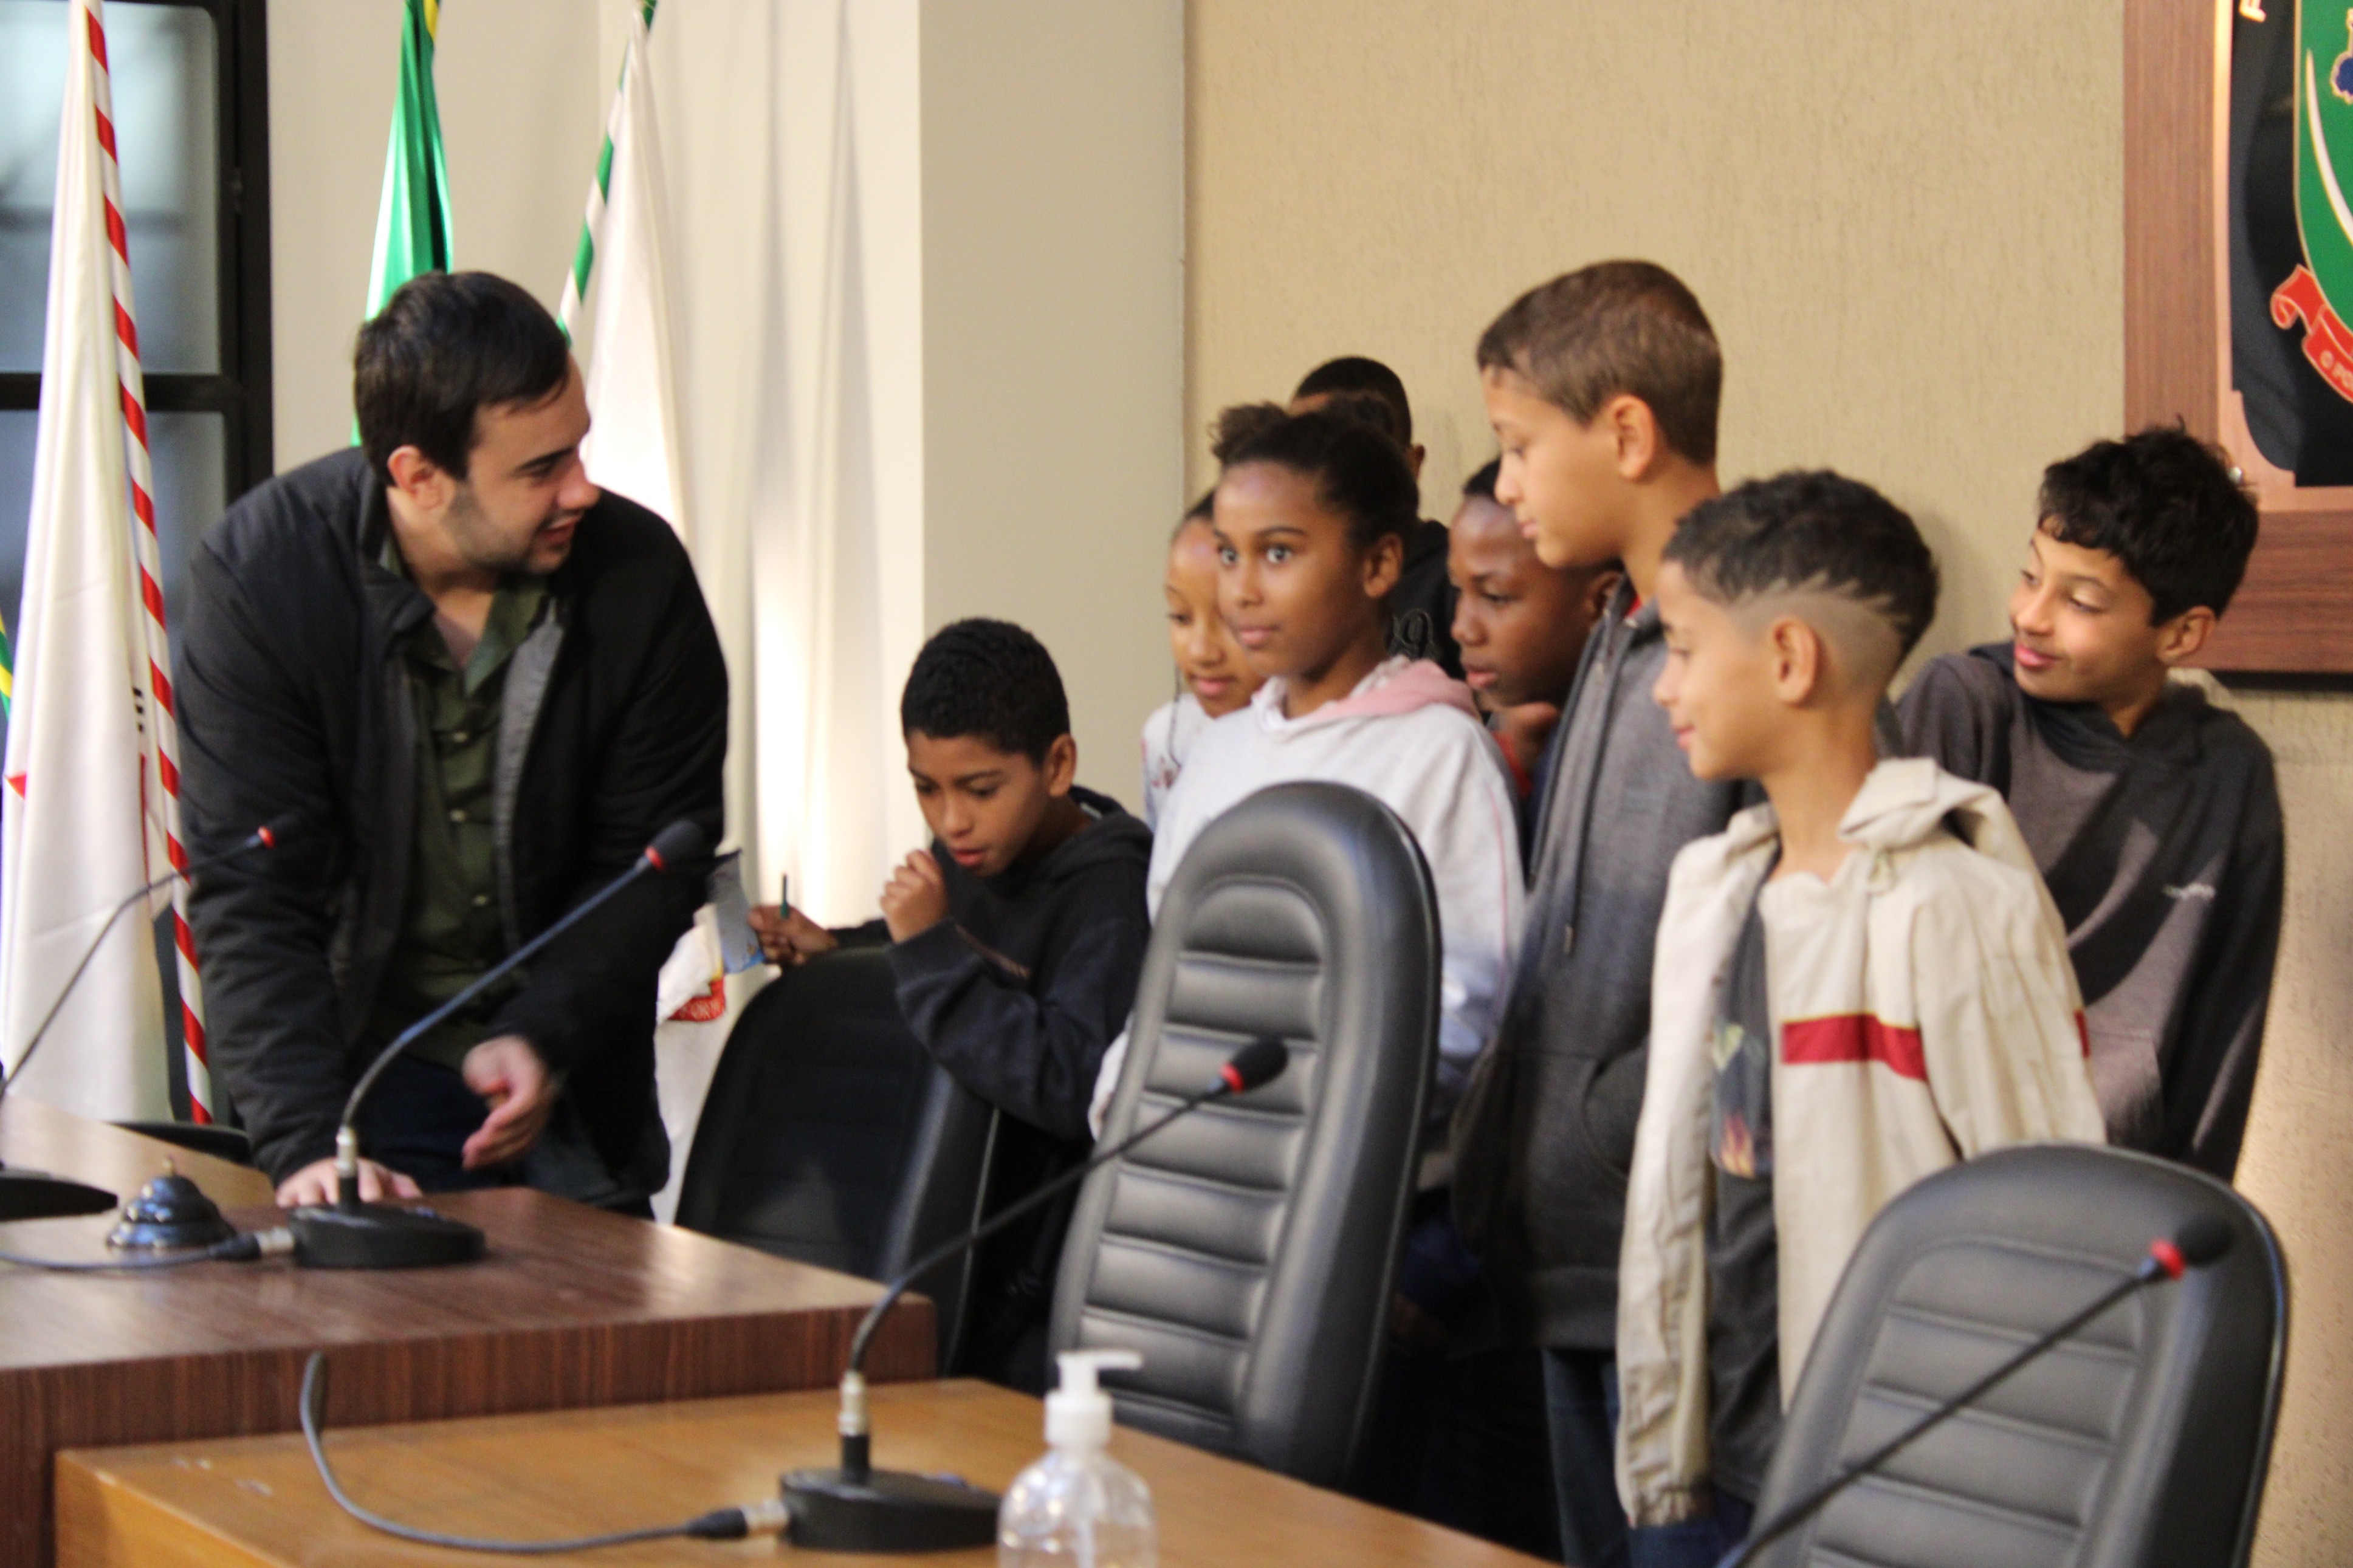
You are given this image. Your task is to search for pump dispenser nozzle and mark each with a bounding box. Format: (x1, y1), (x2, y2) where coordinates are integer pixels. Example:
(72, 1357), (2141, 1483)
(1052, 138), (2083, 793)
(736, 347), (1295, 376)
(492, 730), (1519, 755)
(1045, 1349), (1142, 1451)
(1003, 1349), (1157, 1566)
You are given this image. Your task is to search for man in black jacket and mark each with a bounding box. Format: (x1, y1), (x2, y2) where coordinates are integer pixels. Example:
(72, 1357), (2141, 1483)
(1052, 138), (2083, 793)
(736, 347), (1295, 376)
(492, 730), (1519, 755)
(177, 271), (726, 1211)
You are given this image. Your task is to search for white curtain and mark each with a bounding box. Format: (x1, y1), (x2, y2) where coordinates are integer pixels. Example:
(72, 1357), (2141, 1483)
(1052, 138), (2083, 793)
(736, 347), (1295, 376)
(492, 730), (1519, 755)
(642, 0), (926, 932)
(616, 0), (927, 1209)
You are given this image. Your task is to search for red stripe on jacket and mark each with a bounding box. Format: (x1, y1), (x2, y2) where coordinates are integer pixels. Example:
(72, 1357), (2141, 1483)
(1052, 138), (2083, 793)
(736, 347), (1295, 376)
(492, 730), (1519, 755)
(1781, 1013), (1926, 1081)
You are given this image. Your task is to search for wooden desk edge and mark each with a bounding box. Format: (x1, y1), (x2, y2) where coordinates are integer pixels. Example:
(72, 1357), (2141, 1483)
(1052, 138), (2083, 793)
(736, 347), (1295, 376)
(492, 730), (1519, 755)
(53, 1381), (1556, 1568)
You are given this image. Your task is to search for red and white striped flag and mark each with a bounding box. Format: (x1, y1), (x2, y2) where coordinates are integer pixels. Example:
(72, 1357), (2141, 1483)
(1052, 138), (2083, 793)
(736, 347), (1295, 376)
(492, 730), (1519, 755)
(0, 0), (199, 1122)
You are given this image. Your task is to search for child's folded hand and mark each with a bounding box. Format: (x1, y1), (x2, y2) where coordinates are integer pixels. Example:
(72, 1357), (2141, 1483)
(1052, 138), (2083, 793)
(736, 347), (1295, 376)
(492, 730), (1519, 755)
(749, 903), (838, 967)
(880, 849), (951, 943)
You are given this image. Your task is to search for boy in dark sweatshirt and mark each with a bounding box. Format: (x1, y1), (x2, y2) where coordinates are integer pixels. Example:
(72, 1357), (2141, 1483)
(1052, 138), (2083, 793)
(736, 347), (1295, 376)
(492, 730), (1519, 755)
(1893, 428), (2280, 1179)
(1451, 262), (1746, 1568)
(752, 618), (1152, 1385)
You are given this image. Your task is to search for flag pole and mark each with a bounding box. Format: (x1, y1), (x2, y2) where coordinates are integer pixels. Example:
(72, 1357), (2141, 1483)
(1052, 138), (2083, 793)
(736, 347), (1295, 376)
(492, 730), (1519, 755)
(83, 0), (205, 1119)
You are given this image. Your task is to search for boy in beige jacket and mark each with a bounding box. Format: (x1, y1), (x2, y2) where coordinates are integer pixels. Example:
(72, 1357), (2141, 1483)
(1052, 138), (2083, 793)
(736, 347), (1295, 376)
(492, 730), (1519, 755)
(1615, 471), (2106, 1557)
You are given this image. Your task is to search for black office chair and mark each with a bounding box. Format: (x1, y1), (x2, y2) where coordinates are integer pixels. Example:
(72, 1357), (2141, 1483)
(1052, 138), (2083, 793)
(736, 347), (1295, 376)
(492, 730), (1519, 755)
(675, 946), (998, 1370)
(1051, 782), (1438, 1489)
(1747, 1142), (2287, 1568)
(114, 1120), (255, 1166)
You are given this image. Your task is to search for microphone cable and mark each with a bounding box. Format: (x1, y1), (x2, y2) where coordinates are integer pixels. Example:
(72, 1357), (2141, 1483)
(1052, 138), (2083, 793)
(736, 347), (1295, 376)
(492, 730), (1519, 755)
(0, 1228), (293, 1272)
(298, 1353), (789, 1553)
(1, 820), (288, 1098)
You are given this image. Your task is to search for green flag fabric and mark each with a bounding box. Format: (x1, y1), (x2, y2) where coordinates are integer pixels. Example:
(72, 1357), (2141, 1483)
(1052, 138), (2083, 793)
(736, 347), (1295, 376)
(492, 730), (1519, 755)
(365, 0), (453, 320)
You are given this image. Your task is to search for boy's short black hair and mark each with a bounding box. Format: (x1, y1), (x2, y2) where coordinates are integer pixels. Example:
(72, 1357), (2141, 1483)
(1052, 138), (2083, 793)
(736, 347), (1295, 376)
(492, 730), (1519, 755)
(1463, 457), (1502, 501)
(2038, 426), (2259, 622)
(901, 618), (1071, 763)
(1667, 470), (1939, 663)
(1211, 398), (1420, 552)
(1293, 356), (1414, 445)
(355, 270), (572, 487)
(1476, 260), (1721, 465)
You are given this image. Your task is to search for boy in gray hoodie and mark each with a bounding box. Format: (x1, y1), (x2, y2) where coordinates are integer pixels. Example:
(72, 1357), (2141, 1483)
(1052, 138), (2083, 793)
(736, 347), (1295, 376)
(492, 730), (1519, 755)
(1452, 261), (1745, 1568)
(1893, 428), (2279, 1179)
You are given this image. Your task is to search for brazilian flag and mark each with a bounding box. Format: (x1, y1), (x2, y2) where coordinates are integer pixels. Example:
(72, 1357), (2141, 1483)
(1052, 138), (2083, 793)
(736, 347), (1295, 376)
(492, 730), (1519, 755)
(365, 0), (454, 320)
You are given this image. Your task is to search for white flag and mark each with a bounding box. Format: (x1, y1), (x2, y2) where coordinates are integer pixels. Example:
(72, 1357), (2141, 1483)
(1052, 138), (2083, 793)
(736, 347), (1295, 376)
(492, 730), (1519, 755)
(0, 0), (171, 1120)
(566, 8), (726, 1217)
(578, 4), (692, 543)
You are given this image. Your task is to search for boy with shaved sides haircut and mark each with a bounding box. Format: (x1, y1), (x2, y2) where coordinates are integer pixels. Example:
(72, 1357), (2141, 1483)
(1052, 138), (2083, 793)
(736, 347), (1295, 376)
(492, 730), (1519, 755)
(1894, 428), (2279, 1179)
(1618, 473), (2104, 1556)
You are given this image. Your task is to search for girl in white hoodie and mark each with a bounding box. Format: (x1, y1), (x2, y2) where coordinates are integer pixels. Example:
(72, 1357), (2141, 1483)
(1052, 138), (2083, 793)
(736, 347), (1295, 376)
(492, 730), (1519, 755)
(1093, 397), (1523, 1134)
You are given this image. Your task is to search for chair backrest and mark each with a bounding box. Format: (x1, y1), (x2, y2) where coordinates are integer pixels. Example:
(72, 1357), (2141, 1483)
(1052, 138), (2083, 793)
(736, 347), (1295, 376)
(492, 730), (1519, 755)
(1051, 781), (1438, 1488)
(675, 945), (998, 1369)
(1751, 1143), (2286, 1568)
(114, 1119), (255, 1166)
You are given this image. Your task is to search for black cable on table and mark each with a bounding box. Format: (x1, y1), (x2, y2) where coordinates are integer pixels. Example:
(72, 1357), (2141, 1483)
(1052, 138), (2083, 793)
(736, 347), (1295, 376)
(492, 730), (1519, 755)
(0, 1230), (282, 1271)
(298, 1353), (779, 1553)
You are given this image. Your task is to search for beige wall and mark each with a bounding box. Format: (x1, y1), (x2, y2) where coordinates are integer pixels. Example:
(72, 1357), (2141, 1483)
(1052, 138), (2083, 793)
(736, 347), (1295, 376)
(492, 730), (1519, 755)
(921, 0), (1185, 809)
(1187, 2), (2344, 1562)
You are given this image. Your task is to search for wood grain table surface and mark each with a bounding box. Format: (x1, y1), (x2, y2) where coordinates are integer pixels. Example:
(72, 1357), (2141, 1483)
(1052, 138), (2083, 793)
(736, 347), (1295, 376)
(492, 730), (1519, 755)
(56, 1378), (1554, 1567)
(0, 1100), (934, 1568)
(0, 1096), (274, 1211)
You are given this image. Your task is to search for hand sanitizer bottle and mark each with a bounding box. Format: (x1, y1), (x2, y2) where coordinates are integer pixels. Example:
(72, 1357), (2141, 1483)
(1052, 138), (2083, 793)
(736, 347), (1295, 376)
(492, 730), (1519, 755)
(998, 1349), (1156, 1567)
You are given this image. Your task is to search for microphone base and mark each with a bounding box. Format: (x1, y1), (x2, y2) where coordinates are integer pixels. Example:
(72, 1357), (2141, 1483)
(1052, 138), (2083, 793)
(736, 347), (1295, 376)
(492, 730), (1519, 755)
(289, 1201), (486, 1269)
(779, 1465), (1000, 1553)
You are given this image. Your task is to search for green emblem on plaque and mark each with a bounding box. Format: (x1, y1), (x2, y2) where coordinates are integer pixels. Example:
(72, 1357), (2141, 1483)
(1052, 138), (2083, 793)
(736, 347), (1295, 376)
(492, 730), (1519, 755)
(2272, 4), (2353, 400)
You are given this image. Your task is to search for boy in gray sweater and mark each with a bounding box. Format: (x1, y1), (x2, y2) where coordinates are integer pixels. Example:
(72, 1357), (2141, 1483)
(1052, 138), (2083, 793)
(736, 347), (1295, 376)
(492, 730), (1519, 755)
(1894, 428), (2279, 1179)
(1452, 261), (1745, 1568)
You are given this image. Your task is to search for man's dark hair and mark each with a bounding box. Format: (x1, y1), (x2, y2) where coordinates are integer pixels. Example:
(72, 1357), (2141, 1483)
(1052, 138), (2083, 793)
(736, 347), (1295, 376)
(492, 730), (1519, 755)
(901, 618), (1071, 763)
(1293, 355), (1413, 445)
(1476, 260), (1721, 465)
(1463, 457), (1501, 501)
(354, 271), (572, 487)
(1211, 397), (1420, 552)
(1666, 470), (1940, 663)
(2038, 426), (2259, 622)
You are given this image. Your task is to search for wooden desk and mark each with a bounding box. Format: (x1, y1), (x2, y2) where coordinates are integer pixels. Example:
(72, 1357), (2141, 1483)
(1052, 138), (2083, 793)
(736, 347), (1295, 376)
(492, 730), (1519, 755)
(57, 1379), (1551, 1566)
(0, 1095), (274, 1210)
(0, 1104), (933, 1568)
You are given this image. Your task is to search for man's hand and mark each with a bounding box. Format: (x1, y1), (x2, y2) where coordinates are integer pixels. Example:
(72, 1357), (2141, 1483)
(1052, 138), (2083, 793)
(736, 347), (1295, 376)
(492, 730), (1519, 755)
(879, 850), (950, 943)
(275, 1155), (421, 1208)
(460, 1035), (557, 1170)
(749, 903), (839, 968)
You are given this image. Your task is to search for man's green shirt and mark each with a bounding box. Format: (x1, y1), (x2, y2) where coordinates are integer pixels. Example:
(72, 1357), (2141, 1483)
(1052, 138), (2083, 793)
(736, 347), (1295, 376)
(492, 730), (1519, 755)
(365, 539), (548, 1072)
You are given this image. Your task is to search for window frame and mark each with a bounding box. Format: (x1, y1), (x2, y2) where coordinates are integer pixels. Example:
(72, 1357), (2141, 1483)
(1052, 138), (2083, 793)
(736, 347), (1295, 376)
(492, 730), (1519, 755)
(0, 0), (273, 501)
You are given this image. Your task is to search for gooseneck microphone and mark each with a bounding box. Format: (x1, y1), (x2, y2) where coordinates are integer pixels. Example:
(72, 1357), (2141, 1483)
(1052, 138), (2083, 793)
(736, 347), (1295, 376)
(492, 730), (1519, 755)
(1722, 1216), (2236, 1568)
(0, 818), (290, 1101)
(781, 1036), (1291, 1553)
(288, 819), (707, 1271)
